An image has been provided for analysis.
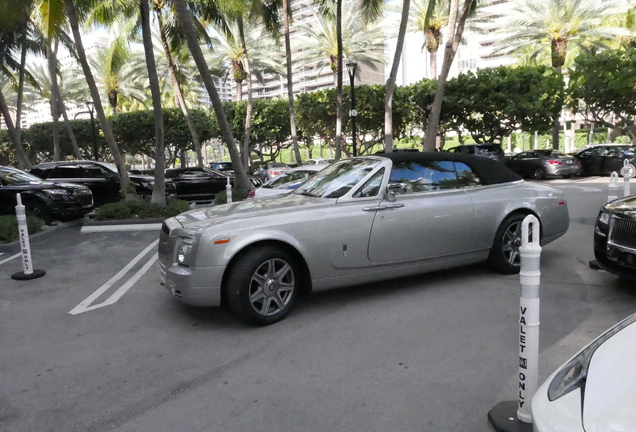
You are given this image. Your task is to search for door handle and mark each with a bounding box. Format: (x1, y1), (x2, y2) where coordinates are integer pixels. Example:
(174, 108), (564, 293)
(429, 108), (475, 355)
(363, 204), (405, 212)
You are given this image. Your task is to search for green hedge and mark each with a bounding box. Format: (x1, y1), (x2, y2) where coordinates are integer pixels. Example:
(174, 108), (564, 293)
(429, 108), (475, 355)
(0, 215), (45, 244)
(95, 199), (190, 221)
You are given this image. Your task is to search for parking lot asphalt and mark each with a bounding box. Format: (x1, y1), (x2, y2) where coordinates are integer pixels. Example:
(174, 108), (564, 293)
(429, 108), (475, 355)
(1, 176), (635, 432)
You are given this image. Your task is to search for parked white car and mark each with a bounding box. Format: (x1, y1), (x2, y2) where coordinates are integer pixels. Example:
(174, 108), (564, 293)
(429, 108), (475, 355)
(249, 165), (323, 199)
(532, 313), (636, 431)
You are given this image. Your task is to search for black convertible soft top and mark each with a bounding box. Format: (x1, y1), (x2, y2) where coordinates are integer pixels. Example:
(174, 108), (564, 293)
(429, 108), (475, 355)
(377, 151), (522, 185)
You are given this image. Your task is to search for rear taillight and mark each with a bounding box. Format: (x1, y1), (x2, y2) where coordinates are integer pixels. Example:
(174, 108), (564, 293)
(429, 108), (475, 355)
(248, 190), (255, 199)
(549, 160), (563, 165)
(269, 170), (280, 176)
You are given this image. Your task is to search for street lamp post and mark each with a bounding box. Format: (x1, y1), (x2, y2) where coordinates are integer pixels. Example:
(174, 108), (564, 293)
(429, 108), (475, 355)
(86, 102), (98, 160)
(346, 62), (358, 157)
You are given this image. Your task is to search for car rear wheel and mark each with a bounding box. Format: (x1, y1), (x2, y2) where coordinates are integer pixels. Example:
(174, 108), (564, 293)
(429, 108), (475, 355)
(227, 246), (299, 326)
(488, 213), (530, 274)
(24, 201), (52, 225)
(533, 167), (547, 180)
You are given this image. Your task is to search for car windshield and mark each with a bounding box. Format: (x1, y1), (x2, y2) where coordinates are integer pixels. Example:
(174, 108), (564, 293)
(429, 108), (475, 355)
(294, 158), (382, 198)
(0, 167), (44, 185)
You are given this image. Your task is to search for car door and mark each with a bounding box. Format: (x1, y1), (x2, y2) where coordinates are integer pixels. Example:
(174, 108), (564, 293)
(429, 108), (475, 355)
(367, 160), (475, 263)
(576, 147), (604, 175)
(79, 163), (120, 204)
(601, 147), (628, 175)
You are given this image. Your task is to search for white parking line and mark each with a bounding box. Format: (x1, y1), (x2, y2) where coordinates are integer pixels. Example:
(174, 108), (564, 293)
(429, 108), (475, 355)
(69, 240), (158, 315)
(0, 253), (20, 266)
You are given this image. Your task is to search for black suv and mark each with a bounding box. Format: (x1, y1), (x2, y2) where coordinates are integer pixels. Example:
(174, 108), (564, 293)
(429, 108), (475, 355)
(573, 144), (636, 178)
(446, 144), (506, 164)
(29, 161), (177, 206)
(0, 166), (94, 224)
(166, 166), (262, 202)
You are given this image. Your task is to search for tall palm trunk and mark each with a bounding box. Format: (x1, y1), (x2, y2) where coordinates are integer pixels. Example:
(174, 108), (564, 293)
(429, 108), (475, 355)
(46, 41), (61, 161)
(64, 0), (131, 197)
(423, 0), (472, 151)
(173, 0), (251, 194)
(155, 6), (203, 167)
(237, 18), (254, 169)
(283, 0), (302, 165)
(15, 36), (27, 144)
(425, 30), (439, 79)
(141, 0), (166, 204)
(384, 0), (411, 152)
(334, 0), (343, 160)
(49, 40), (83, 159)
(0, 88), (31, 168)
(550, 39), (567, 150)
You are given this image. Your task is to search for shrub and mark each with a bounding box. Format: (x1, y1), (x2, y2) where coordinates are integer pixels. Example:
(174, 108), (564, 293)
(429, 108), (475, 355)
(95, 199), (190, 221)
(214, 188), (249, 205)
(0, 215), (45, 244)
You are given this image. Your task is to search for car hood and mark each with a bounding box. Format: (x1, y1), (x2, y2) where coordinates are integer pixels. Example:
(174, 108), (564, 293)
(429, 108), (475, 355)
(129, 174), (154, 182)
(10, 181), (88, 192)
(174, 193), (329, 229)
(604, 195), (636, 219)
(583, 320), (636, 432)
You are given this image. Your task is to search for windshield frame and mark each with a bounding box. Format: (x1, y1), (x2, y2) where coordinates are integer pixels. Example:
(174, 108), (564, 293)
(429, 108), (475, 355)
(292, 157), (385, 199)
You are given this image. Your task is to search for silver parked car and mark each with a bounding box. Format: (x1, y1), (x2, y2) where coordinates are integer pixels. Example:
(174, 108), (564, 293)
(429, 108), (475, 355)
(159, 152), (570, 325)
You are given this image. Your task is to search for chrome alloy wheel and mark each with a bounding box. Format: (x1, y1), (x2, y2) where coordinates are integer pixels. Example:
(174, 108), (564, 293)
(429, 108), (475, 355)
(501, 220), (523, 267)
(249, 258), (295, 317)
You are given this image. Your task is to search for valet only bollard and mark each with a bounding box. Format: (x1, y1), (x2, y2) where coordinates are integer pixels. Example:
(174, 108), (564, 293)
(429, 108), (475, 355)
(608, 172), (619, 201)
(622, 159), (632, 197)
(11, 193), (46, 280)
(488, 215), (541, 432)
(226, 177), (232, 204)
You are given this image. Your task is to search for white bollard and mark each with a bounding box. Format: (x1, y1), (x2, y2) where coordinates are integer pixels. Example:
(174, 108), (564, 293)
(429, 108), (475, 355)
(226, 176), (232, 203)
(608, 171), (619, 201)
(11, 194), (46, 280)
(622, 159), (632, 197)
(517, 215), (541, 423)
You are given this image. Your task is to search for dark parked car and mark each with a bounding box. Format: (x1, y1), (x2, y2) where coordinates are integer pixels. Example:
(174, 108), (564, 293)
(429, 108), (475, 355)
(252, 161), (292, 182)
(209, 161), (234, 175)
(28, 161), (176, 206)
(165, 166), (262, 202)
(594, 194), (636, 279)
(506, 149), (582, 180)
(0, 166), (93, 225)
(446, 144), (506, 164)
(573, 144), (636, 178)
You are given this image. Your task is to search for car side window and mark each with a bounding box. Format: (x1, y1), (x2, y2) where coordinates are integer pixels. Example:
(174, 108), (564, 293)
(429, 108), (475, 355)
(50, 166), (81, 178)
(82, 165), (111, 178)
(389, 161), (458, 194)
(455, 162), (482, 188)
(353, 168), (384, 198)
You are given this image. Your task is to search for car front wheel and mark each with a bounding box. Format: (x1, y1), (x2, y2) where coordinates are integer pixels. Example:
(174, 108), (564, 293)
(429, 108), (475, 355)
(24, 201), (52, 225)
(488, 213), (531, 274)
(227, 246), (299, 326)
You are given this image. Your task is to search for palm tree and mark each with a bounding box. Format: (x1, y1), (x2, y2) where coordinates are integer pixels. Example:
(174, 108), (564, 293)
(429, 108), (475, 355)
(280, 0), (302, 164)
(495, 0), (633, 149)
(423, 0), (477, 152)
(296, 1), (385, 158)
(173, 0), (252, 195)
(63, 0), (131, 197)
(0, 0), (36, 168)
(140, 0), (167, 205)
(409, 0), (449, 79)
(384, 0), (411, 153)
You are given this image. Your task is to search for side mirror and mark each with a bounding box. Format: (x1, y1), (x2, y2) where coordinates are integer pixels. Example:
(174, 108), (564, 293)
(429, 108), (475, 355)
(386, 183), (406, 202)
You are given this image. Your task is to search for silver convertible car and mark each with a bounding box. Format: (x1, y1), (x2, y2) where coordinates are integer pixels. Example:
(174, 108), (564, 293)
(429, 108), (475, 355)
(158, 152), (569, 325)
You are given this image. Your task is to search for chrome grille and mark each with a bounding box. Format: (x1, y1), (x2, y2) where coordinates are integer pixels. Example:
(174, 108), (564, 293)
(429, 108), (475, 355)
(609, 216), (636, 252)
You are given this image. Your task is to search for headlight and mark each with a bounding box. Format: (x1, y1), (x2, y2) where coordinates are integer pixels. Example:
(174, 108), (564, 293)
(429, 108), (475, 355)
(140, 181), (155, 188)
(548, 314), (636, 401)
(176, 236), (195, 266)
(43, 189), (69, 195)
(598, 210), (610, 226)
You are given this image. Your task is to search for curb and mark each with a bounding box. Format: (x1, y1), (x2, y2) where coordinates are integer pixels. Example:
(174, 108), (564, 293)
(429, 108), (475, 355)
(0, 218), (84, 253)
(80, 218), (165, 233)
